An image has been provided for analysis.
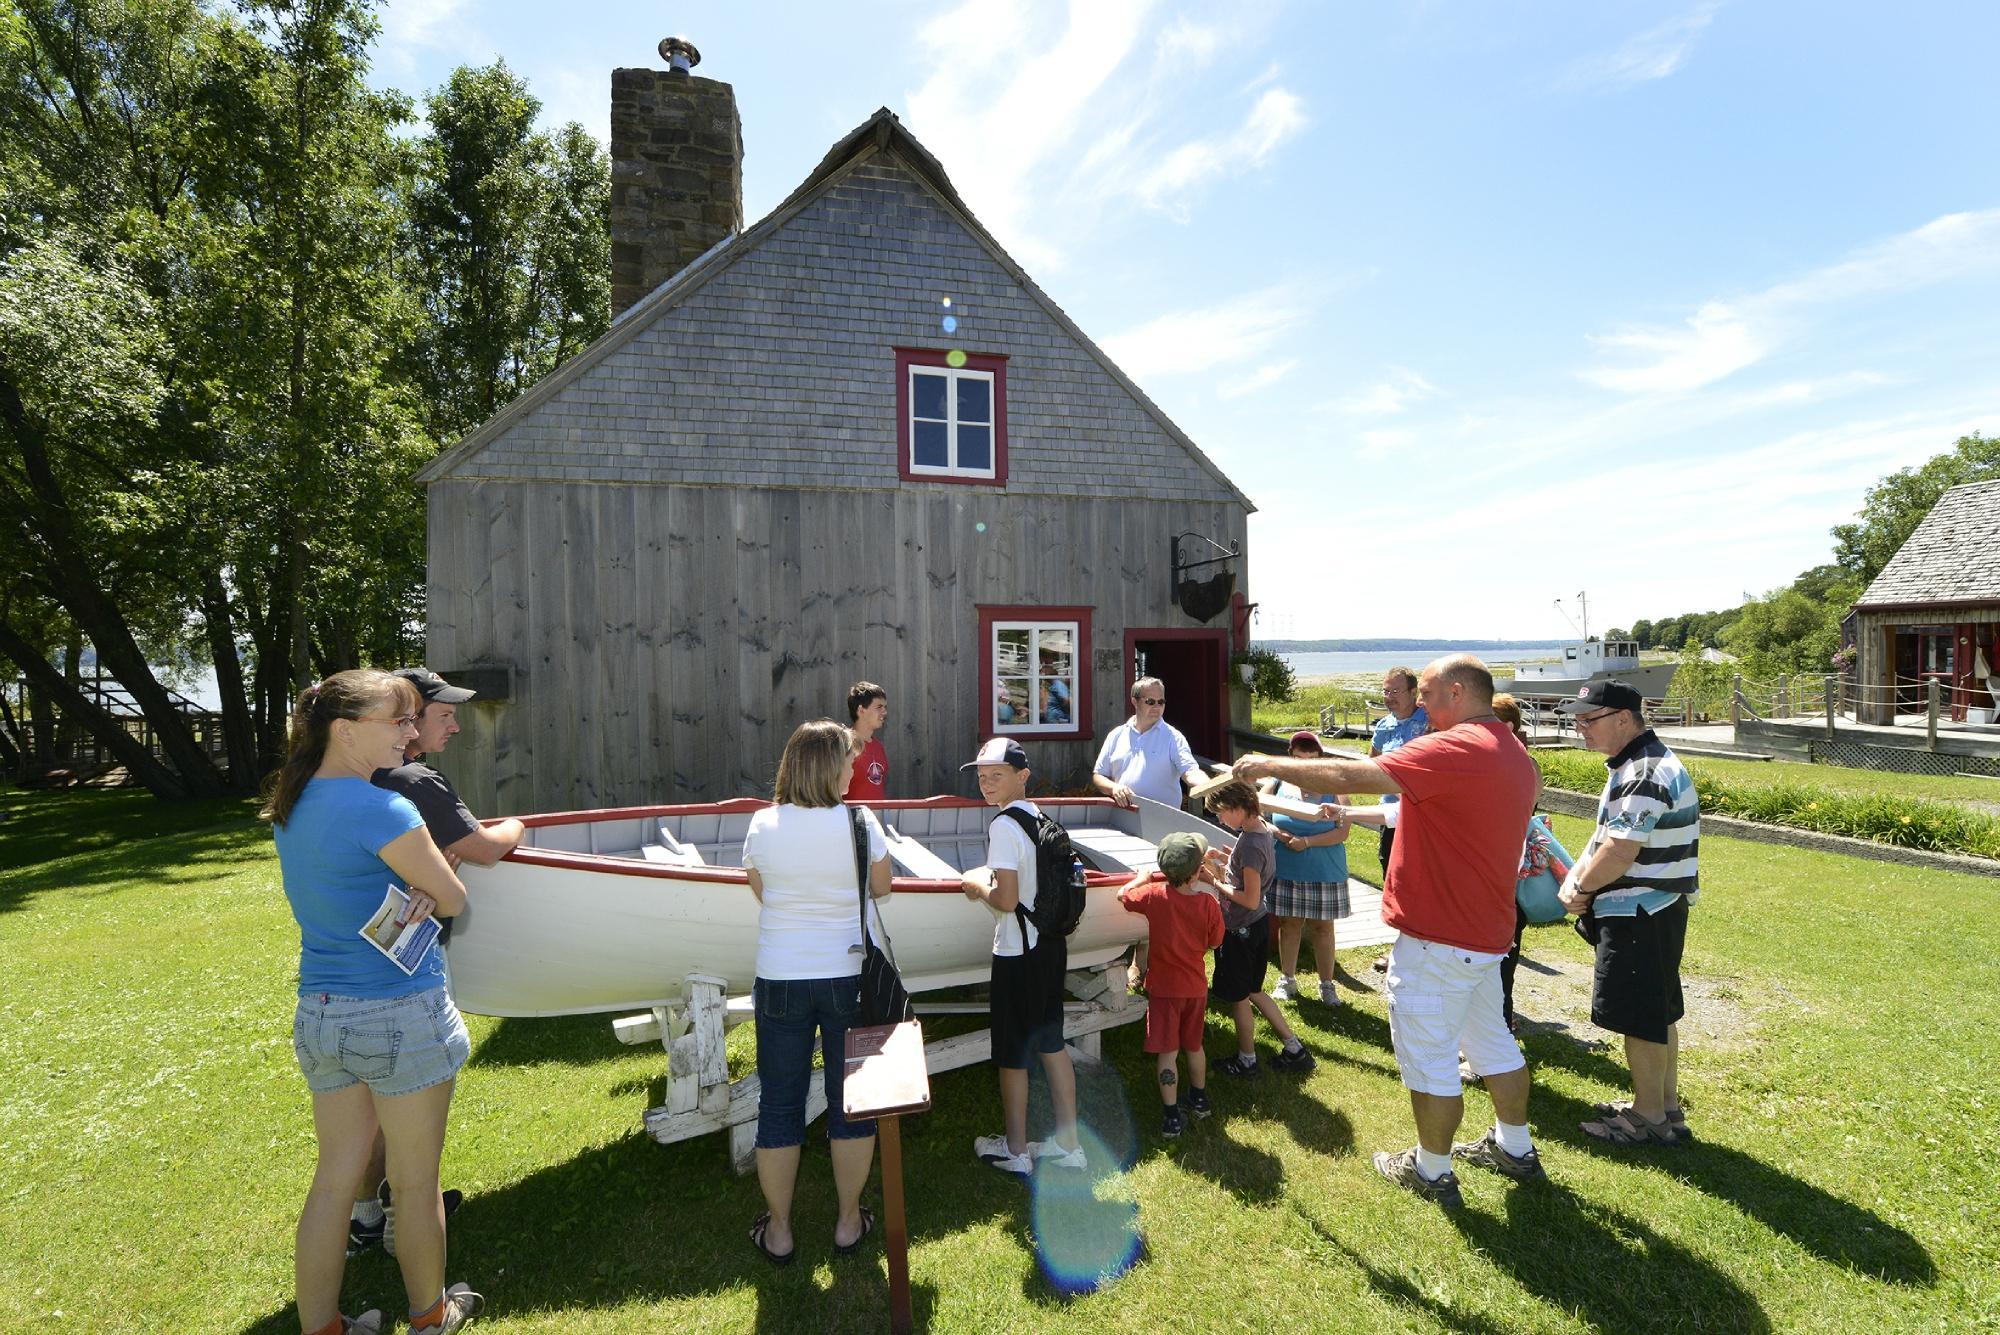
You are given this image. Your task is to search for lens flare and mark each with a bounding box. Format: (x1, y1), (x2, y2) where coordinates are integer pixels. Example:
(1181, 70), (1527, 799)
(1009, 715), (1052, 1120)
(1027, 1126), (1144, 1296)
(945, 349), (968, 368)
(942, 314), (959, 334)
(940, 296), (953, 308)
(975, 521), (987, 533)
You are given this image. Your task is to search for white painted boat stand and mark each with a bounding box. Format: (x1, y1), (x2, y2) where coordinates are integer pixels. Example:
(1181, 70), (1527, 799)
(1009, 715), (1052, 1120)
(619, 960), (1147, 1173)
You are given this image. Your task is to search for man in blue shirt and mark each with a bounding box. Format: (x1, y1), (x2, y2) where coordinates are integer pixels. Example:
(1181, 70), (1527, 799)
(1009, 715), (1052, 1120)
(1091, 677), (1205, 809)
(1366, 667), (1427, 971)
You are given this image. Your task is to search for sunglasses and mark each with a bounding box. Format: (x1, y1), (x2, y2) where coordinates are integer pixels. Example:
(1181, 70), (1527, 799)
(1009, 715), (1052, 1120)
(1138, 697), (1165, 706)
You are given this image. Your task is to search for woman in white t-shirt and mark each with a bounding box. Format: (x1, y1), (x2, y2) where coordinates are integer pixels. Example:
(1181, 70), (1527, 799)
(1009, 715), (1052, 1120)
(740, 720), (892, 1266)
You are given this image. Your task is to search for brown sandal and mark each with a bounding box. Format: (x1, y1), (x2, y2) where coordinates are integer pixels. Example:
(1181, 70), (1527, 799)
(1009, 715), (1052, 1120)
(1580, 1108), (1683, 1146)
(1592, 1100), (1692, 1140)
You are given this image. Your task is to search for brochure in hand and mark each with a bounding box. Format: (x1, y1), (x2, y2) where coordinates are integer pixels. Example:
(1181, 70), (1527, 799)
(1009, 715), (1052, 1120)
(358, 885), (441, 976)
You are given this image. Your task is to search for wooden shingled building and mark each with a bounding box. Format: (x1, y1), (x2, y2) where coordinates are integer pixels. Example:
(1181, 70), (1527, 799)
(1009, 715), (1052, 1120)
(417, 42), (1257, 815)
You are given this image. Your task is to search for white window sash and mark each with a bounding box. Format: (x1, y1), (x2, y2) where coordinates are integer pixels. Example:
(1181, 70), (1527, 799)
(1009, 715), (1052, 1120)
(908, 366), (997, 479)
(991, 619), (1080, 735)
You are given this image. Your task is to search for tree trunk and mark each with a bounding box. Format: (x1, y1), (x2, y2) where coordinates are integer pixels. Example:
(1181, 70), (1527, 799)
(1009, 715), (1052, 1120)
(199, 568), (261, 791)
(0, 618), (196, 798)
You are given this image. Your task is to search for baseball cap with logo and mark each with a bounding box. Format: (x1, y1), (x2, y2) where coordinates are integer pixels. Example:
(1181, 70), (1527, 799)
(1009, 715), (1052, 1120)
(1556, 680), (1645, 714)
(1155, 831), (1209, 884)
(960, 737), (1030, 770)
(393, 667), (476, 705)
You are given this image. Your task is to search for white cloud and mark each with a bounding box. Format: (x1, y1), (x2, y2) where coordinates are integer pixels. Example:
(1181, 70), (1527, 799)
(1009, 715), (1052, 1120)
(1218, 359), (1300, 400)
(1563, 3), (1720, 91)
(1580, 208), (2000, 396)
(1156, 17), (1224, 67)
(1134, 87), (1306, 218)
(376, 0), (476, 75)
(1099, 286), (1307, 380)
(1331, 367), (1438, 415)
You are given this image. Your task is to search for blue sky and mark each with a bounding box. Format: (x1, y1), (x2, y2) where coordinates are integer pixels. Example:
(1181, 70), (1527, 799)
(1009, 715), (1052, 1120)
(368, 1), (2000, 640)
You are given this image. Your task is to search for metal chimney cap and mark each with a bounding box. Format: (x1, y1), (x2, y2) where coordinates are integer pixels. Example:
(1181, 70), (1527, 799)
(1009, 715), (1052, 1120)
(659, 36), (700, 74)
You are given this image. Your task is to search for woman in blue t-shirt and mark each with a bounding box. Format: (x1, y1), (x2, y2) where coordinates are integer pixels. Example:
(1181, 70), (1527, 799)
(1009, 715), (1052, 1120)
(264, 669), (481, 1335)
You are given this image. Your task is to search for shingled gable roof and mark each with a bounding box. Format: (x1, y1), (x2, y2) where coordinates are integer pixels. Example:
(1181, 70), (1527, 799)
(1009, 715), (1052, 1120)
(416, 107), (1254, 511)
(1855, 478), (2000, 608)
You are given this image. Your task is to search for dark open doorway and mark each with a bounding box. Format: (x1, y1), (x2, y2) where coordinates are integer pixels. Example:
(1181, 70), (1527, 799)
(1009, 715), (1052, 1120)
(1125, 629), (1229, 763)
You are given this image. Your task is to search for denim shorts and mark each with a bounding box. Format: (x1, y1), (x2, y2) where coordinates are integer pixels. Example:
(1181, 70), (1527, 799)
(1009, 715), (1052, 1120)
(293, 987), (471, 1097)
(753, 975), (873, 1148)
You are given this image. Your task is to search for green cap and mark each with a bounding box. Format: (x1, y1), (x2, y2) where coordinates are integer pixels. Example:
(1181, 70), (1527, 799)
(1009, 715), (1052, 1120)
(1156, 831), (1209, 884)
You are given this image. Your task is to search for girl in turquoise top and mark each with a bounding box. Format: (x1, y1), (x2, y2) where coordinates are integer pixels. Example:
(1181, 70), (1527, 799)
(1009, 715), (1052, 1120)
(1264, 731), (1353, 1007)
(264, 670), (482, 1335)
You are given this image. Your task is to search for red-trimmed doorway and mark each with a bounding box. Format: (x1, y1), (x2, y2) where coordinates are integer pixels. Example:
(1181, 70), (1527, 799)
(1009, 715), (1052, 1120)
(1125, 628), (1230, 762)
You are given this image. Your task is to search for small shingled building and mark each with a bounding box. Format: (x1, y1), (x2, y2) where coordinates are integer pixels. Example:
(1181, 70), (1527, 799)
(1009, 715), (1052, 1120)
(416, 43), (1257, 814)
(1850, 477), (2000, 723)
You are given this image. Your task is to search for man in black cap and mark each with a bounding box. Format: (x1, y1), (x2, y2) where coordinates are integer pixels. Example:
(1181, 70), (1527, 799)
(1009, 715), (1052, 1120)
(1557, 680), (1701, 1148)
(347, 667), (524, 1255)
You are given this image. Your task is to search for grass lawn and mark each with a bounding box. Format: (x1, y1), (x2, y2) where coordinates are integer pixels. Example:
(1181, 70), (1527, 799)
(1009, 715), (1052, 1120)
(3, 785), (1997, 1332)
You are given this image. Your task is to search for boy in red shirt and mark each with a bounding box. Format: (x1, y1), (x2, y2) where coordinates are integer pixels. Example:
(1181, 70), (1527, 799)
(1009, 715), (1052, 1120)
(1118, 831), (1226, 1138)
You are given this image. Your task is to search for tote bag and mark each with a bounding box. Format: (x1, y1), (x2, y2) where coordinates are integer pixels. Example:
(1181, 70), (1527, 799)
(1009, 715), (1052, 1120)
(851, 807), (915, 1026)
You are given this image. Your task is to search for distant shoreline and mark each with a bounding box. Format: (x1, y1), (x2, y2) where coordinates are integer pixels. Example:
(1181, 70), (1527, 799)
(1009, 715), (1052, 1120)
(1256, 638), (1569, 653)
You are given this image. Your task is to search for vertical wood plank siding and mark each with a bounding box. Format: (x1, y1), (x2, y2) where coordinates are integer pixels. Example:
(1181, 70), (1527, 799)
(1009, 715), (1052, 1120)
(427, 480), (1247, 814)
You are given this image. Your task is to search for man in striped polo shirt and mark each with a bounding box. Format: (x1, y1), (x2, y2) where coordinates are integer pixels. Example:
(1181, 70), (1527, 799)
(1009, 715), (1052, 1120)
(1557, 680), (1700, 1148)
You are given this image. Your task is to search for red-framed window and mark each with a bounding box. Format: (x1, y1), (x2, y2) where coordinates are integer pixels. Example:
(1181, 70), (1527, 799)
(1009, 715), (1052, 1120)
(976, 604), (1093, 742)
(896, 348), (1009, 486)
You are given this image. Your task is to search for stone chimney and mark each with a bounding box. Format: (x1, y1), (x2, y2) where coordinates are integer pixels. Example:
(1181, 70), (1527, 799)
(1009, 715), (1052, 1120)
(609, 38), (743, 317)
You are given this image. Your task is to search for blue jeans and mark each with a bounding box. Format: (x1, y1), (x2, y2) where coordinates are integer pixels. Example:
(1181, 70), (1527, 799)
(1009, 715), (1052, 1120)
(753, 975), (872, 1148)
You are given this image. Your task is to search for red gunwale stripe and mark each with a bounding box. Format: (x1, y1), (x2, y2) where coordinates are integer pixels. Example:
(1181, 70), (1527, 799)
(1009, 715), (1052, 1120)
(484, 796), (1160, 892)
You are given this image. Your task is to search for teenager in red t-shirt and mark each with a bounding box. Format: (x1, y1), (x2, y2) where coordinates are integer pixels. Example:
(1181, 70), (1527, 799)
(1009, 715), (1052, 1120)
(1233, 655), (1545, 1208)
(843, 682), (889, 803)
(1117, 832), (1225, 1139)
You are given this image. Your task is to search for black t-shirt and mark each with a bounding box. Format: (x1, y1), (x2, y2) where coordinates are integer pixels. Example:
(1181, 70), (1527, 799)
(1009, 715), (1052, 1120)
(370, 762), (480, 853)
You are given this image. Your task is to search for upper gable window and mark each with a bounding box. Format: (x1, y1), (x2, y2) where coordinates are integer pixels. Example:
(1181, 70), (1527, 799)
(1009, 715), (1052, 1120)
(895, 348), (1009, 486)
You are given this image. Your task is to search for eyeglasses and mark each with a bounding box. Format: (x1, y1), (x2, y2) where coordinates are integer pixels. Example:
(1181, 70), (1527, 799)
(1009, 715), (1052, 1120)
(1575, 710), (1619, 727)
(1139, 697), (1165, 706)
(354, 713), (420, 729)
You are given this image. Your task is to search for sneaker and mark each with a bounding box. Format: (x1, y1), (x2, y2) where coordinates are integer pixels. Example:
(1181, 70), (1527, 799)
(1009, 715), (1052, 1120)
(1451, 1130), (1548, 1183)
(1272, 1043), (1315, 1073)
(1032, 1139), (1089, 1171)
(1268, 975), (1297, 1001)
(1371, 1146), (1464, 1208)
(973, 1133), (1034, 1176)
(412, 1283), (484, 1333)
(1161, 1105), (1185, 1139)
(1183, 1087), (1213, 1120)
(379, 1184), (463, 1259)
(1216, 1053), (1261, 1080)
(1315, 978), (1343, 1006)
(347, 1212), (385, 1256)
(342, 1312), (383, 1335)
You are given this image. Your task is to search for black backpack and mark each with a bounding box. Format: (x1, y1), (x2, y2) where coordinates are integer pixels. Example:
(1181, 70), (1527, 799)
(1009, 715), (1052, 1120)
(998, 807), (1088, 947)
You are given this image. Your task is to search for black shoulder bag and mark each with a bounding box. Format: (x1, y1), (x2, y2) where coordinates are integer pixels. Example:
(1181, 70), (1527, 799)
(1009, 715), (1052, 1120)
(852, 806), (915, 1025)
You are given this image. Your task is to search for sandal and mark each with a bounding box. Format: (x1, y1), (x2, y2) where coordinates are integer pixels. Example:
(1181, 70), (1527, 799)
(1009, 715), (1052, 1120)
(749, 1212), (795, 1266)
(833, 1205), (876, 1257)
(1579, 1108), (1682, 1147)
(1592, 1100), (1692, 1140)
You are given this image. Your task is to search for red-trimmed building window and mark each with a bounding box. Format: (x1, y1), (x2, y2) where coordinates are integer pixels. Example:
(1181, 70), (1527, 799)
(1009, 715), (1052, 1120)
(976, 604), (1093, 741)
(896, 348), (1008, 485)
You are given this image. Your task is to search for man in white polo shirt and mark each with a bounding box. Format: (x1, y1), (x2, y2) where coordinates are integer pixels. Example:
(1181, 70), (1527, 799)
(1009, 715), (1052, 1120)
(1091, 677), (1205, 810)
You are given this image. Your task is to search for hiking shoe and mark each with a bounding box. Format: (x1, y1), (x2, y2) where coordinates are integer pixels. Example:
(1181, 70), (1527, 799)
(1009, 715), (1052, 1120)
(1452, 1131), (1548, 1183)
(380, 1183), (463, 1258)
(1268, 975), (1298, 1001)
(1161, 1106), (1185, 1139)
(1372, 1147), (1464, 1207)
(1033, 1140), (1088, 1171)
(412, 1283), (484, 1333)
(974, 1133), (1033, 1176)
(1183, 1087), (1213, 1120)
(1216, 1053), (1261, 1080)
(1273, 1044), (1315, 1074)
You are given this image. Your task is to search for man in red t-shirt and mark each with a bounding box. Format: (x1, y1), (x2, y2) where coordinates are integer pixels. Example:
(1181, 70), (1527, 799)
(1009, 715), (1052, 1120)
(843, 681), (889, 803)
(1235, 654), (1543, 1207)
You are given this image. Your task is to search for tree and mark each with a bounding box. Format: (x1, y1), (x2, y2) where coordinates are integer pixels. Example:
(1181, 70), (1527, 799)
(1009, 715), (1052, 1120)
(1832, 433), (2000, 585)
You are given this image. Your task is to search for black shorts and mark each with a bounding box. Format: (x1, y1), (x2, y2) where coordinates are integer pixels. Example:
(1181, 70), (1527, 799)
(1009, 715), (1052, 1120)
(1378, 824), (1396, 873)
(990, 938), (1066, 1069)
(1211, 915), (1271, 1004)
(1590, 898), (1688, 1044)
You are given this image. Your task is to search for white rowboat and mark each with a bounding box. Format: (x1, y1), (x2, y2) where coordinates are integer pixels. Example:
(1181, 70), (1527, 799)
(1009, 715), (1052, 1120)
(446, 795), (1225, 1018)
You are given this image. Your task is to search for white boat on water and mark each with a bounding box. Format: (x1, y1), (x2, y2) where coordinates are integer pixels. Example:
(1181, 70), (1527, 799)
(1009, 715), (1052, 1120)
(1495, 592), (1678, 701)
(446, 795), (1219, 1018)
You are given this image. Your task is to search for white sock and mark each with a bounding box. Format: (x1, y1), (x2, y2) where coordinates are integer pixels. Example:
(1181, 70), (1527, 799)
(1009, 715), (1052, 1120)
(1238, 1050), (1257, 1065)
(352, 1200), (384, 1227)
(1493, 1119), (1533, 1157)
(1283, 1037), (1303, 1054)
(1416, 1146), (1454, 1181)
